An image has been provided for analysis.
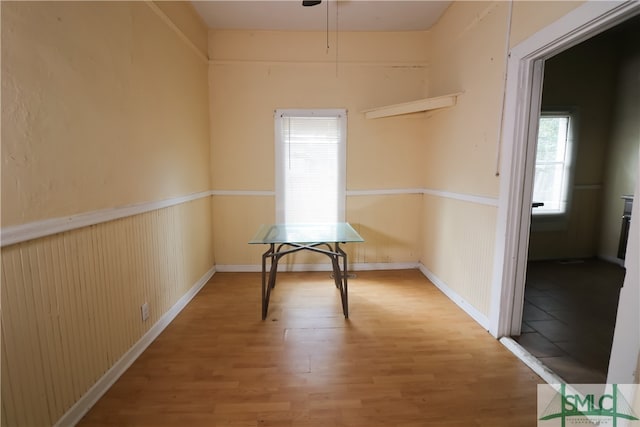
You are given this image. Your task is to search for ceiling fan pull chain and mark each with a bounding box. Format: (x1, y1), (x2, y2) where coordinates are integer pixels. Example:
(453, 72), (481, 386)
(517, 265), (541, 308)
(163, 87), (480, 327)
(335, 0), (339, 77)
(326, 0), (330, 53)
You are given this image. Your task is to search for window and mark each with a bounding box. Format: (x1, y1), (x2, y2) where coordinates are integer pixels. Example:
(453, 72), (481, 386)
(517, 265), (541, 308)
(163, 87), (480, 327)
(275, 109), (346, 224)
(532, 113), (574, 216)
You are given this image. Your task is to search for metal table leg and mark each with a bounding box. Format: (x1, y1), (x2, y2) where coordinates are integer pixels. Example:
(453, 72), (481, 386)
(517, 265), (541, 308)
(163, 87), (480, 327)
(336, 242), (348, 318)
(260, 241), (350, 320)
(261, 244), (274, 320)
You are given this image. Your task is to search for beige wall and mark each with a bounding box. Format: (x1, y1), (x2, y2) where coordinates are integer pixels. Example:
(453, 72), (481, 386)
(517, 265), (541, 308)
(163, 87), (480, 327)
(509, 1), (585, 48)
(1, 1), (210, 226)
(421, 195), (498, 316)
(419, 1), (584, 318)
(419, 1), (509, 318)
(528, 33), (619, 260)
(600, 34), (640, 260)
(1, 2), (212, 425)
(423, 1), (508, 197)
(209, 30), (429, 268)
(153, 0), (208, 56)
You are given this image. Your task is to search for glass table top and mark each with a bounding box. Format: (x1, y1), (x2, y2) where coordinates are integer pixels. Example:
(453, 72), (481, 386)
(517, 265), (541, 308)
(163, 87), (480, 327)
(249, 223), (364, 244)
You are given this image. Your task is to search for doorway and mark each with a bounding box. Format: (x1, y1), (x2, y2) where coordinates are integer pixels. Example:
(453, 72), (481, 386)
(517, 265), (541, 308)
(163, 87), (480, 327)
(492, 1), (640, 386)
(512, 17), (640, 383)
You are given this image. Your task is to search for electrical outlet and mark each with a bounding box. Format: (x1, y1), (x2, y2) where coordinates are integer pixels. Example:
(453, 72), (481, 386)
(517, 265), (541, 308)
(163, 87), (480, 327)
(141, 302), (149, 321)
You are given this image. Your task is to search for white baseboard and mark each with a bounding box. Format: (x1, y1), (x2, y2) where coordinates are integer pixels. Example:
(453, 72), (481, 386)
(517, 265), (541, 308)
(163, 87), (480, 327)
(54, 266), (216, 427)
(352, 262), (419, 271)
(214, 262), (419, 273)
(418, 263), (490, 330)
(217, 262), (493, 333)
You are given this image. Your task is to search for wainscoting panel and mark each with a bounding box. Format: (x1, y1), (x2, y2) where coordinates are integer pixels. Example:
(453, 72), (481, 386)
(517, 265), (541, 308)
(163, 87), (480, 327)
(1, 197), (214, 426)
(421, 194), (498, 319)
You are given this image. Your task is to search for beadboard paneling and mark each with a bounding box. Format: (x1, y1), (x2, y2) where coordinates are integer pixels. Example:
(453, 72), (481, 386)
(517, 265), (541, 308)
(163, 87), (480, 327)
(1, 197), (213, 426)
(421, 194), (498, 317)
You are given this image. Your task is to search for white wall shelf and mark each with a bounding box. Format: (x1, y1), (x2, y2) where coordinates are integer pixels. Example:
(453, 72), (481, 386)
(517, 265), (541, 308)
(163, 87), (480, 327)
(362, 92), (461, 119)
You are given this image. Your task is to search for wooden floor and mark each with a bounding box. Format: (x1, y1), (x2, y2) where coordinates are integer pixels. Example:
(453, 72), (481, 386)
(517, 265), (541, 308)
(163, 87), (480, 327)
(79, 270), (543, 427)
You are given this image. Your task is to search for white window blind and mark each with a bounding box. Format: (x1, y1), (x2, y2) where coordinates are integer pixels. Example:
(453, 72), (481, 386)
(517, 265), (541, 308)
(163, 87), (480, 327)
(275, 109), (346, 224)
(533, 113), (574, 215)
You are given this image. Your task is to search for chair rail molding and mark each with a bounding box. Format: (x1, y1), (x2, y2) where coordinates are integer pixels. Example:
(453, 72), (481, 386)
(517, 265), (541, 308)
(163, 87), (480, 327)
(1, 191), (213, 247)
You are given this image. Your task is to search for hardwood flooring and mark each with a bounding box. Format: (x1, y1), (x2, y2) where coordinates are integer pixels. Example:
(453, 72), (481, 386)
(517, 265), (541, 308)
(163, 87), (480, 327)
(79, 270), (543, 427)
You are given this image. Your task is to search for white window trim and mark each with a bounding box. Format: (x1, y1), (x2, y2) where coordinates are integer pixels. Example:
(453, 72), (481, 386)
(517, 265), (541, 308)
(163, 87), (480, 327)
(531, 108), (578, 231)
(274, 109), (347, 224)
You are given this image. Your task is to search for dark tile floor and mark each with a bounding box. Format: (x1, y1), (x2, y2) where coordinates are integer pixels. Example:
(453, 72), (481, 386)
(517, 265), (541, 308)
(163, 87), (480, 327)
(513, 258), (626, 383)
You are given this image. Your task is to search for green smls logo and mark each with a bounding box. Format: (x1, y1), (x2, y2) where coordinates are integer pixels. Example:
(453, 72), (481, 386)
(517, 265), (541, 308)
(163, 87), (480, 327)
(539, 384), (639, 426)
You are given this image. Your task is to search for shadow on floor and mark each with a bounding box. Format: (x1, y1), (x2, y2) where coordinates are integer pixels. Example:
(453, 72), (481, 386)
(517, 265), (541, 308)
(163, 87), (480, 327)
(513, 258), (625, 383)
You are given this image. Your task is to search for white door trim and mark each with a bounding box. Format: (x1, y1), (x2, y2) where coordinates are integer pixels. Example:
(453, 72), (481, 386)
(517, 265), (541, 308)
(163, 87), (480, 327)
(490, 0), (640, 338)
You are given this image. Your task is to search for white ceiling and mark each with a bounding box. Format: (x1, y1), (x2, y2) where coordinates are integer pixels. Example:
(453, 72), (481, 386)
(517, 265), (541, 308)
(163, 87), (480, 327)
(191, 1), (452, 32)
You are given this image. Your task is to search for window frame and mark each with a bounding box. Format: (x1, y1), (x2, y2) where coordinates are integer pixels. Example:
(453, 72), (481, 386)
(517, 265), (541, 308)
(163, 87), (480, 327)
(531, 109), (578, 230)
(274, 109), (347, 224)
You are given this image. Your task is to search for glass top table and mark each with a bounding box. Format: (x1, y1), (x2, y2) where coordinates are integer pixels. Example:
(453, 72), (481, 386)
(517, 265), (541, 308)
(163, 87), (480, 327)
(249, 223), (364, 245)
(249, 223), (364, 320)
